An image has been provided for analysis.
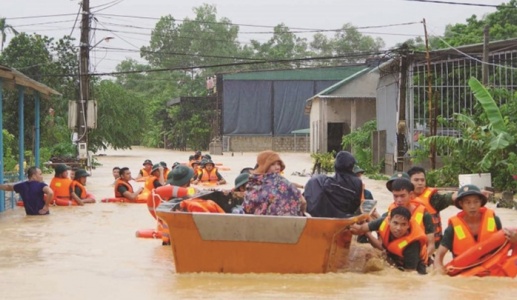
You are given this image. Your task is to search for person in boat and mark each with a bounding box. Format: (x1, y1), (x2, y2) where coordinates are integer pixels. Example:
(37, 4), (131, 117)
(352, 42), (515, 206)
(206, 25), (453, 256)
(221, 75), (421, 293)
(230, 173), (250, 214)
(240, 167), (255, 174)
(192, 159), (226, 185)
(0, 166), (53, 215)
(352, 206), (428, 274)
(353, 165), (373, 200)
(353, 179), (436, 257)
(303, 151), (362, 218)
(243, 150), (306, 216)
(70, 169), (96, 205)
(190, 160), (202, 182)
(166, 165), (223, 213)
(114, 167), (143, 201)
(49, 163), (73, 203)
(135, 159), (153, 181)
(434, 184), (504, 275)
(144, 164), (165, 191)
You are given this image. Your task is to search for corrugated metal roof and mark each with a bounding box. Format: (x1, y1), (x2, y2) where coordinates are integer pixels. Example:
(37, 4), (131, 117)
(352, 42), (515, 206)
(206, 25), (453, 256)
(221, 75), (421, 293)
(222, 65), (369, 81)
(311, 67), (374, 97)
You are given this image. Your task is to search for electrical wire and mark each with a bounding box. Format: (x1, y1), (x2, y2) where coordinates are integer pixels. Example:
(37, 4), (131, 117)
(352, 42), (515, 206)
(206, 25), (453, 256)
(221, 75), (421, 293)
(404, 0), (505, 8)
(7, 13), (79, 20)
(42, 50), (387, 77)
(92, 0), (125, 13)
(429, 32), (517, 70)
(69, 2), (82, 37)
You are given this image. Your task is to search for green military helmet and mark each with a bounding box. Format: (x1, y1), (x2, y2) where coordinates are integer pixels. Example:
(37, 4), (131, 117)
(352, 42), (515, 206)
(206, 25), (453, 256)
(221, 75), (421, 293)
(454, 184), (487, 209)
(386, 172), (410, 191)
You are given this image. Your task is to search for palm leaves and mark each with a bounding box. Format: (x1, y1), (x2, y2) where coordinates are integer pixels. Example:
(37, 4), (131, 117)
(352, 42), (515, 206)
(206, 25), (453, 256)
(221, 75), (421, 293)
(0, 17), (19, 52)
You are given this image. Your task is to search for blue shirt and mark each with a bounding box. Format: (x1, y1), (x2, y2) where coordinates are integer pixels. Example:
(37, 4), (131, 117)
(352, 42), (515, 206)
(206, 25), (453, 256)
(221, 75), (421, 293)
(13, 181), (49, 215)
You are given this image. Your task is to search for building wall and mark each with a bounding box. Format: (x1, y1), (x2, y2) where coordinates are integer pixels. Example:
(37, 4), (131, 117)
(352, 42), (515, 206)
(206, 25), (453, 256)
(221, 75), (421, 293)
(376, 73), (399, 160)
(226, 135), (310, 152)
(309, 98), (322, 153)
(332, 72), (379, 97)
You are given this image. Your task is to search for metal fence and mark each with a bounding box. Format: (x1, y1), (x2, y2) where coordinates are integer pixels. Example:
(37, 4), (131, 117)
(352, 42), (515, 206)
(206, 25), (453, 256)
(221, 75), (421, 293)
(0, 172), (21, 212)
(407, 47), (517, 152)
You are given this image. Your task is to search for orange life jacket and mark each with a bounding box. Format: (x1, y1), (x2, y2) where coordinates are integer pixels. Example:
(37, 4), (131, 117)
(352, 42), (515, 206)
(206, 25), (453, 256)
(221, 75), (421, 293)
(200, 168), (218, 183)
(114, 179), (134, 198)
(387, 202), (426, 229)
(413, 187), (442, 243)
(163, 169), (170, 181)
(179, 199), (225, 213)
(140, 168), (151, 177)
(144, 175), (159, 191)
(449, 207), (497, 257)
(70, 180), (87, 198)
(379, 214), (428, 263)
(50, 177), (72, 199)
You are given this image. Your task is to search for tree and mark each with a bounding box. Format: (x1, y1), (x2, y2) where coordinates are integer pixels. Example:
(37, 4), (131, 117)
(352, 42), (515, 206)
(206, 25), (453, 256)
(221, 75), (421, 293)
(88, 80), (148, 151)
(0, 17), (19, 52)
(310, 24), (384, 65)
(442, 0), (517, 47)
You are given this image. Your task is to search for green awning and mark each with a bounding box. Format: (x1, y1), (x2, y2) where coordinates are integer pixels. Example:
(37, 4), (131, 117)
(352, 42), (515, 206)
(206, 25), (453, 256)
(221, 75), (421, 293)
(291, 128), (310, 134)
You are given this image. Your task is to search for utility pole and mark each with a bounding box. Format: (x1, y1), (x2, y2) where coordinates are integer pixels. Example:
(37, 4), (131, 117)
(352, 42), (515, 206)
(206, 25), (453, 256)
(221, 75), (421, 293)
(423, 18), (436, 169)
(482, 25), (490, 85)
(78, 0), (90, 158)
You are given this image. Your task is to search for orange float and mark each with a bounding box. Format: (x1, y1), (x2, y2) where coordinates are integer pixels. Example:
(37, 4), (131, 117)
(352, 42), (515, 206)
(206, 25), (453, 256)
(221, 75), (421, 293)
(135, 228), (163, 239)
(147, 185), (194, 219)
(446, 230), (517, 277)
(101, 190), (150, 204)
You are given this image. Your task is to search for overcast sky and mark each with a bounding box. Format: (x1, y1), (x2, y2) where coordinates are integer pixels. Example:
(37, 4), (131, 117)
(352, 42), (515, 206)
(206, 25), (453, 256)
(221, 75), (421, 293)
(1, 0), (498, 74)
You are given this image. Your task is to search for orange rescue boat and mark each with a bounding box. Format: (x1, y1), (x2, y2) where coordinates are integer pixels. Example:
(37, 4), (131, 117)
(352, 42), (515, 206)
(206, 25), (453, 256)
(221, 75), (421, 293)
(156, 202), (367, 274)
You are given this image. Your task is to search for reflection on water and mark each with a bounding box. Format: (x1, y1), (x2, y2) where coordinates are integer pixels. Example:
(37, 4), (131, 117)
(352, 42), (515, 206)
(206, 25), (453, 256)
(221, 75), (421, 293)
(0, 147), (516, 299)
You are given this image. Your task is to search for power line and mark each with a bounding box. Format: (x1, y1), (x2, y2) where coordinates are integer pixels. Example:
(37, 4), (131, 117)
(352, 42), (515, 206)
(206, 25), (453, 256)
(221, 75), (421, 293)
(7, 13), (79, 20)
(43, 50), (386, 77)
(404, 0), (506, 8)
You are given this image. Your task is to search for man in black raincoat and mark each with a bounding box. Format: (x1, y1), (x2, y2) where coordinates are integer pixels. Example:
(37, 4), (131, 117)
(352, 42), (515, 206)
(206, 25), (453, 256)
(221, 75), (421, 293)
(304, 151), (362, 218)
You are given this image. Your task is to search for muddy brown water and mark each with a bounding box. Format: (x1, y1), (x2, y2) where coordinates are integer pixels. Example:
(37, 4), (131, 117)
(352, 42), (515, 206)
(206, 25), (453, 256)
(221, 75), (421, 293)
(1, 146), (516, 299)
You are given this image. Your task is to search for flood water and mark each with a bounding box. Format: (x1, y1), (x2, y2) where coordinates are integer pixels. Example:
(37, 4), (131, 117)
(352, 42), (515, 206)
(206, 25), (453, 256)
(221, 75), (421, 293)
(1, 147), (516, 299)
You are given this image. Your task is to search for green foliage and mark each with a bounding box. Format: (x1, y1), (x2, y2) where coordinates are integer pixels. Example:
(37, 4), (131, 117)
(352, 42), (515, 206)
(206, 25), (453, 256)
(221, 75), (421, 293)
(88, 80), (149, 151)
(414, 77), (517, 191)
(310, 151), (335, 173)
(442, 0), (517, 47)
(341, 120), (381, 174)
(2, 129), (17, 171)
(50, 142), (77, 158)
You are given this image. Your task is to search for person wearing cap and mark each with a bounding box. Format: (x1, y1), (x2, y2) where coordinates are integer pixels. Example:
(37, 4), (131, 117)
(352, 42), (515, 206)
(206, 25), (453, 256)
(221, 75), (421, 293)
(352, 179), (436, 259)
(144, 164), (165, 191)
(190, 160), (202, 180)
(70, 169), (96, 205)
(50, 163), (73, 203)
(353, 165), (374, 200)
(136, 159), (153, 180)
(434, 184), (505, 274)
(386, 171), (410, 192)
(193, 159), (226, 185)
(304, 151), (362, 218)
(229, 173), (250, 214)
(114, 167), (143, 201)
(243, 150), (306, 216)
(0, 166), (53, 215)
